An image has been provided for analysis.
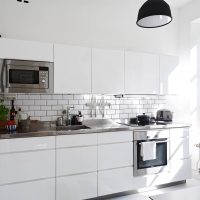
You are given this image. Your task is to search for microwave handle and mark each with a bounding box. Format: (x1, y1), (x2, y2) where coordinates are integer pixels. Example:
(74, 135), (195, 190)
(0, 59), (6, 93)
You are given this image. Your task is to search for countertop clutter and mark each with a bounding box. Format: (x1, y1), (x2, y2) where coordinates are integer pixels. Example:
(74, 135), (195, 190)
(0, 119), (191, 139)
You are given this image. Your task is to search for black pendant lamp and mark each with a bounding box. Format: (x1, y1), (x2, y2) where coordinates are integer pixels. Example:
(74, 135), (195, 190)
(136, 0), (172, 28)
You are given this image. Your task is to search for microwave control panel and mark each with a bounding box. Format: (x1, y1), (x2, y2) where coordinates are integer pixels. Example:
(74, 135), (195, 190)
(39, 70), (49, 88)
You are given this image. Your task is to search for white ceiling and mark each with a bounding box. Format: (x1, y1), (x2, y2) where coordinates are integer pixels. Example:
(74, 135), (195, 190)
(139, 0), (194, 8)
(163, 0), (193, 8)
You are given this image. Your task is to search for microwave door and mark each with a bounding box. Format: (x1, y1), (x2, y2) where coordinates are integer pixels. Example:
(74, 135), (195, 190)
(7, 65), (41, 89)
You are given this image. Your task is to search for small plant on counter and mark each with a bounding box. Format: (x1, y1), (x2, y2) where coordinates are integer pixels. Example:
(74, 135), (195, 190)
(0, 99), (9, 127)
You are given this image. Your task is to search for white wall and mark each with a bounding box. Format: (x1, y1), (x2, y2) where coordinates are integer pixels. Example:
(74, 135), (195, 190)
(178, 0), (200, 171)
(0, 0), (179, 55)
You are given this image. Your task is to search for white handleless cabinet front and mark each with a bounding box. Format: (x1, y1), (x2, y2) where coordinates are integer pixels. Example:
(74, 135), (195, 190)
(92, 48), (124, 94)
(98, 143), (133, 170)
(160, 55), (179, 95)
(0, 38), (53, 61)
(0, 179), (55, 200)
(54, 44), (92, 93)
(56, 146), (97, 176)
(56, 172), (97, 200)
(125, 51), (159, 94)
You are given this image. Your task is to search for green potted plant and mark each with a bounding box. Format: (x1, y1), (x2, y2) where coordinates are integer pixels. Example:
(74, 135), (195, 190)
(0, 99), (9, 129)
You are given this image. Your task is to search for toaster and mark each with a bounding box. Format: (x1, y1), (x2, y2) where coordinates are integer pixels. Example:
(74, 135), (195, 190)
(156, 109), (173, 122)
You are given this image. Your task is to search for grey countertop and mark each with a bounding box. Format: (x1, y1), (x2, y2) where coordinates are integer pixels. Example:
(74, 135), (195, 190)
(0, 119), (191, 140)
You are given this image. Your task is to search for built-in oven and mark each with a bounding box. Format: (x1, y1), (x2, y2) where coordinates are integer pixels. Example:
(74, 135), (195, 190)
(0, 59), (54, 93)
(133, 130), (170, 176)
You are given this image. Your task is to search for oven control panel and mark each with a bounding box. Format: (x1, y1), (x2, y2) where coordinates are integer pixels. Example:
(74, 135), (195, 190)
(39, 71), (49, 88)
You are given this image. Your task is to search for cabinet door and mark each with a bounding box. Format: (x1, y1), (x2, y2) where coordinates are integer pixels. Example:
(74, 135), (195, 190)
(56, 172), (97, 200)
(92, 48), (124, 94)
(0, 150), (55, 185)
(125, 51), (159, 94)
(56, 146), (97, 176)
(160, 55), (179, 94)
(98, 143), (133, 170)
(0, 38), (53, 61)
(0, 178), (55, 200)
(54, 44), (92, 93)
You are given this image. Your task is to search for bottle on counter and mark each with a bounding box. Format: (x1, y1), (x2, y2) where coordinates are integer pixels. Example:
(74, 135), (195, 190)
(10, 100), (16, 121)
(77, 111), (83, 125)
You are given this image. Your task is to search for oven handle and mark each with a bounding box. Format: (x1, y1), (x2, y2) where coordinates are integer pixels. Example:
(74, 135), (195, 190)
(138, 140), (169, 145)
(0, 59), (6, 93)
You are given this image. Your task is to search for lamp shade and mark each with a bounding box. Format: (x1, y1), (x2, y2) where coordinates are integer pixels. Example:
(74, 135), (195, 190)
(136, 0), (172, 28)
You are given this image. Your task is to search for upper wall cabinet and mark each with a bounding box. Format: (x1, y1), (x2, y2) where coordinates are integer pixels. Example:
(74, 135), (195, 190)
(159, 55), (179, 95)
(54, 44), (92, 94)
(125, 51), (159, 94)
(92, 48), (124, 94)
(0, 38), (53, 62)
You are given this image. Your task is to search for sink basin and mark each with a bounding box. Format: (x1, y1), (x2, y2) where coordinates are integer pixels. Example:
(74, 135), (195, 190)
(56, 125), (91, 131)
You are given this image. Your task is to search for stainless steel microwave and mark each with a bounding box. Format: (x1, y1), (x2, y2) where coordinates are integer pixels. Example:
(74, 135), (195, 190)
(0, 59), (54, 93)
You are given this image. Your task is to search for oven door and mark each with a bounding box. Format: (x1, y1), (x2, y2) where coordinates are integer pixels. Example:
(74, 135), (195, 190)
(134, 139), (169, 176)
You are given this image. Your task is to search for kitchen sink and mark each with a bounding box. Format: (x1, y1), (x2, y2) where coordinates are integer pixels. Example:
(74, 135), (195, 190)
(56, 125), (91, 131)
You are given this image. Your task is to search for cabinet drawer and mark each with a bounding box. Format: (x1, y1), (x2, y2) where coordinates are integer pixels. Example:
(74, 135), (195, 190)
(170, 137), (190, 160)
(170, 128), (189, 138)
(0, 150), (55, 185)
(0, 178), (55, 200)
(56, 172), (97, 200)
(98, 143), (133, 170)
(0, 136), (55, 153)
(56, 134), (97, 148)
(98, 131), (133, 144)
(56, 146), (97, 176)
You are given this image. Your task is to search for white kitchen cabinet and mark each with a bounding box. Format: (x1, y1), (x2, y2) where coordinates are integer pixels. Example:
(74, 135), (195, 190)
(56, 133), (97, 148)
(0, 38), (53, 62)
(98, 143), (133, 170)
(160, 55), (179, 95)
(0, 150), (55, 185)
(0, 178), (55, 200)
(56, 172), (97, 200)
(54, 44), (92, 93)
(0, 136), (55, 153)
(56, 146), (97, 176)
(125, 51), (159, 94)
(98, 131), (133, 144)
(92, 48), (124, 94)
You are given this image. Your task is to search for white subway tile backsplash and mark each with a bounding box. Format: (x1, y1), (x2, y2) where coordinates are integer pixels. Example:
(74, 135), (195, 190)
(9, 94), (166, 121)
(29, 106), (40, 111)
(22, 100), (34, 106)
(47, 110), (57, 116)
(58, 100), (68, 105)
(47, 100), (57, 105)
(69, 100), (79, 105)
(34, 111), (46, 117)
(41, 95), (52, 100)
(63, 95), (73, 100)
(41, 106), (51, 111)
(52, 105), (62, 110)
(35, 100), (46, 106)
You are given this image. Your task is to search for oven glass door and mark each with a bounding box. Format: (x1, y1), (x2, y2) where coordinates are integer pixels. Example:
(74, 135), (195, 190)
(137, 139), (167, 169)
(7, 65), (40, 88)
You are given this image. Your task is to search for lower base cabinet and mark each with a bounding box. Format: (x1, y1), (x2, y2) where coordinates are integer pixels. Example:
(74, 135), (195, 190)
(98, 159), (191, 196)
(0, 178), (55, 200)
(56, 172), (97, 200)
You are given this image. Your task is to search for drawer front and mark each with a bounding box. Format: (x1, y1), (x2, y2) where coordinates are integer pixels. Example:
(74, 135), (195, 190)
(0, 178), (55, 200)
(0, 136), (55, 153)
(170, 128), (189, 138)
(98, 143), (133, 170)
(56, 146), (97, 176)
(0, 150), (55, 185)
(56, 134), (97, 148)
(56, 172), (97, 200)
(170, 137), (190, 160)
(98, 131), (133, 144)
